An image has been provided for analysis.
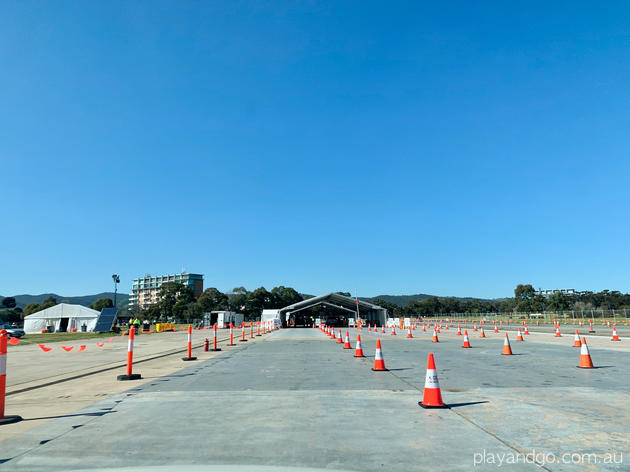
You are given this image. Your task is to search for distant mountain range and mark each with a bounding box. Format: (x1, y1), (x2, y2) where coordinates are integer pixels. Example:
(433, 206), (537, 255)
(0, 293), (130, 310)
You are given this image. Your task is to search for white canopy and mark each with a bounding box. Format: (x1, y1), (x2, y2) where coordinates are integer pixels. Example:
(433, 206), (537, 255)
(23, 303), (100, 334)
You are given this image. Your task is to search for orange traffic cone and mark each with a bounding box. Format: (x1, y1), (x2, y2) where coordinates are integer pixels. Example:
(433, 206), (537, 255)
(419, 353), (448, 409)
(573, 330), (581, 347)
(493, 325), (499, 333)
(343, 330), (351, 349)
(611, 327), (620, 341)
(473, 324), (478, 332)
(381, 326), (386, 334)
(502, 333), (513, 355)
(577, 337), (594, 368)
(523, 325), (529, 335)
(354, 334), (365, 357)
(456, 324), (461, 336)
(589, 322), (595, 333)
(372, 339), (388, 371)
(555, 325), (562, 337)
(432, 329), (439, 343)
(516, 328), (524, 342)
(462, 330), (471, 348)
(422, 324), (427, 332)
(336, 329), (343, 343)
(406, 327), (413, 338)
(479, 327), (486, 338)
(391, 326), (397, 336)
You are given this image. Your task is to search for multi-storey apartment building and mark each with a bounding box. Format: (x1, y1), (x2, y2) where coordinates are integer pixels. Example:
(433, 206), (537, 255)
(128, 272), (204, 311)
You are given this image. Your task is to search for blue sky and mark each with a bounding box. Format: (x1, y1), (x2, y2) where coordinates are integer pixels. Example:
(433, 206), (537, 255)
(2, 1), (630, 299)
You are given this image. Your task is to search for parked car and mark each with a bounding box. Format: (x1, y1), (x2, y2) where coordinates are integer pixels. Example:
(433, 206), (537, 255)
(2, 326), (25, 338)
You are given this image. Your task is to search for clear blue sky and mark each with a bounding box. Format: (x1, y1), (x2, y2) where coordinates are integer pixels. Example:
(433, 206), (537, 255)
(2, 1), (630, 299)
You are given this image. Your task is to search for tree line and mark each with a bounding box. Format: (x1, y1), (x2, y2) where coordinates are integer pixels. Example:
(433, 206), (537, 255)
(133, 284), (304, 322)
(373, 284), (630, 316)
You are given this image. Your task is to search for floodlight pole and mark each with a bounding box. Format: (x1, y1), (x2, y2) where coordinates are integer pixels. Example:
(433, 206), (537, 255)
(112, 274), (120, 308)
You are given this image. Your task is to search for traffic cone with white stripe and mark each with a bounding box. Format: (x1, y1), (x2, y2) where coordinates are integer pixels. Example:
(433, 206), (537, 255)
(577, 337), (594, 368)
(456, 324), (461, 336)
(611, 327), (620, 341)
(422, 324), (427, 333)
(573, 329), (581, 347)
(462, 330), (471, 348)
(502, 333), (513, 355)
(372, 339), (388, 371)
(523, 325), (529, 335)
(407, 327), (413, 338)
(419, 353), (448, 409)
(555, 325), (562, 337)
(494, 324), (499, 333)
(516, 328), (524, 342)
(381, 326), (386, 334)
(479, 327), (486, 338)
(343, 330), (351, 349)
(589, 321), (595, 333)
(391, 326), (397, 335)
(432, 328), (439, 343)
(354, 334), (365, 357)
(337, 329), (343, 344)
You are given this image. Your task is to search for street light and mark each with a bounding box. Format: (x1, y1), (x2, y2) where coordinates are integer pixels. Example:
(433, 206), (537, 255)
(112, 274), (120, 308)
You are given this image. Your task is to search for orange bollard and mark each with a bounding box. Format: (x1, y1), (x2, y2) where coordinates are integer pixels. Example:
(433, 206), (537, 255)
(228, 323), (236, 346)
(118, 326), (142, 380)
(0, 330), (22, 424)
(240, 324), (248, 342)
(250, 323), (254, 339)
(211, 324), (222, 351)
(182, 325), (197, 361)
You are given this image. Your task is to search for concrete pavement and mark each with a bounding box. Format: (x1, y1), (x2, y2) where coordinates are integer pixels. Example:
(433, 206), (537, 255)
(1, 327), (628, 471)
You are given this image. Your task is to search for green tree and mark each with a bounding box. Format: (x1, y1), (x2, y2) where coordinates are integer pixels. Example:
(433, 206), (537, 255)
(155, 282), (194, 321)
(22, 303), (42, 317)
(228, 288), (249, 313)
(270, 286), (302, 308)
(41, 296), (58, 310)
(514, 284), (535, 301)
(90, 297), (114, 311)
(1, 297), (16, 309)
(370, 298), (397, 316)
(547, 292), (570, 312)
(182, 302), (203, 322)
(198, 288), (229, 312)
(244, 287), (273, 319)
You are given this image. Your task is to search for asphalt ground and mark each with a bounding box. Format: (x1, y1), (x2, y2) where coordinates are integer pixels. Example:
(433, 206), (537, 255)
(0, 327), (628, 471)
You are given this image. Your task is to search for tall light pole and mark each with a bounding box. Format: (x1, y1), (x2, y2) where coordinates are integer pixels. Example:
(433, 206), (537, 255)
(112, 274), (120, 308)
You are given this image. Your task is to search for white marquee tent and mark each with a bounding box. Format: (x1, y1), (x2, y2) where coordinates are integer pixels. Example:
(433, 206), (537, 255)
(23, 303), (100, 334)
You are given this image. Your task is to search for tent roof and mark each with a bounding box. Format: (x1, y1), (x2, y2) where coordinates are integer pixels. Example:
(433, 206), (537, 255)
(278, 292), (385, 314)
(24, 303), (100, 320)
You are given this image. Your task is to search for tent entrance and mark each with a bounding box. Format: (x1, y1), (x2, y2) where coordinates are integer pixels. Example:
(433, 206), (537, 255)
(59, 318), (69, 332)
